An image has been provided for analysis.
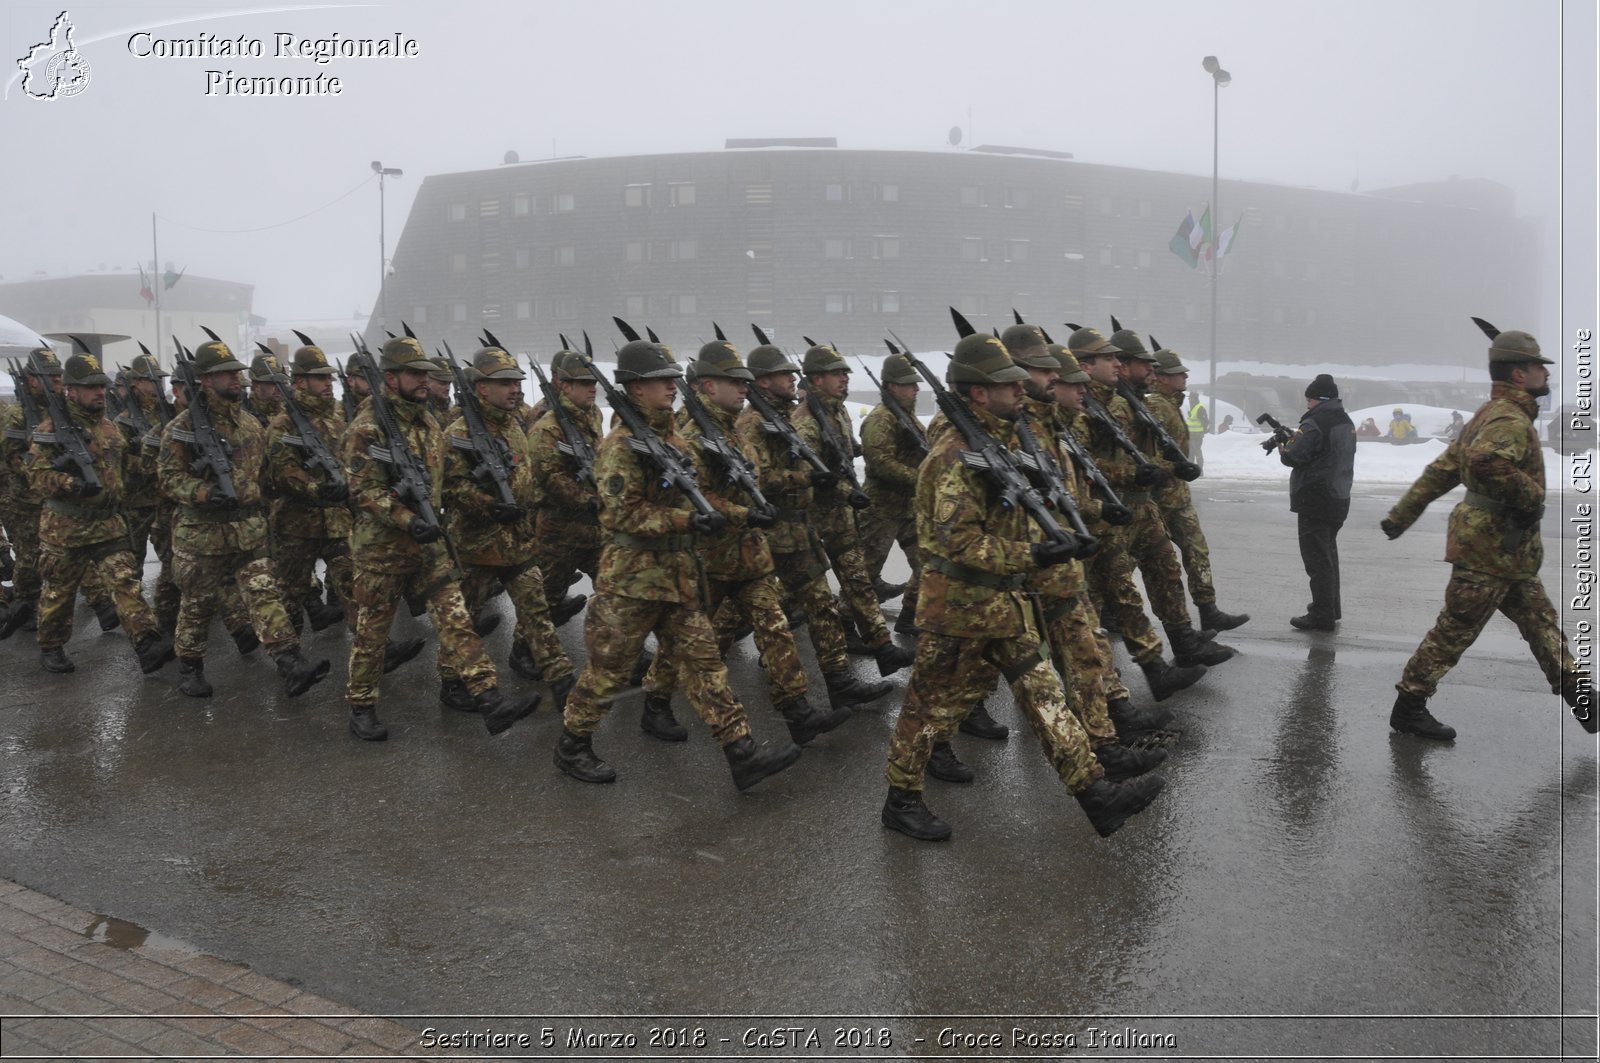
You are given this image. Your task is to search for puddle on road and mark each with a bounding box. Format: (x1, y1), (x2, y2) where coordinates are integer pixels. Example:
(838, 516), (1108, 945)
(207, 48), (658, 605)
(83, 912), (198, 954)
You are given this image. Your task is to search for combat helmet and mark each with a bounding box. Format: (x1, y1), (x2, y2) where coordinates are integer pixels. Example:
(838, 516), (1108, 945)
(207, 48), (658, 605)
(1472, 316), (1554, 365)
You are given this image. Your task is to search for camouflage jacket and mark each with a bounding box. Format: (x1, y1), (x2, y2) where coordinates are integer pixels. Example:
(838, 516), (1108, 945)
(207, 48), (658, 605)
(594, 402), (705, 604)
(683, 400), (772, 582)
(915, 403), (1041, 639)
(25, 402), (129, 549)
(113, 393), (163, 509)
(266, 393), (351, 541)
(246, 393), (284, 430)
(343, 389), (447, 575)
(158, 396), (270, 556)
(1018, 396), (1087, 599)
(861, 401), (925, 506)
(1387, 383), (1546, 580)
(527, 394), (602, 523)
(1144, 391), (1193, 510)
(791, 392), (860, 537)
(1, 399), (39, 510)
(443, 403), (537, 567)
(736, 399), (817, 556)
(1082, 381), (1141, 493)
(1123, 384), (1178, 482)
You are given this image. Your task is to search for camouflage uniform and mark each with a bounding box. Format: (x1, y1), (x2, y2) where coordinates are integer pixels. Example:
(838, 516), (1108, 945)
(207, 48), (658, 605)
(527, 356), (603, 608)
(858, 355), (926, 611)
(0, 355), (54, 621)
(1144, 385), (1217, 608)
(112, 381), (165, 569)
(266, 359), (353, 630)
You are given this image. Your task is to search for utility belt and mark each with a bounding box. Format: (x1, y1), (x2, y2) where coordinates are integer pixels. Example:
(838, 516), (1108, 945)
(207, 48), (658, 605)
(178, 502), (263, 524)
(43, 498), (118, 520)
(775, 507), (810, 524)
(611, 531), (695, 552)
(925, 555), (1027, 592)
(1121, 489), (1152, 505)
(1462, 490), (1516, 516)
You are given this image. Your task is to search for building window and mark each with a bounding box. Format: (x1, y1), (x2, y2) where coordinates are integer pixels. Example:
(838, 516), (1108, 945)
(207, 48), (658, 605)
(624, 184), (650, 207)
(671, 294), (697, 315)
(960, 238), (983, 262)
(412, 305), (428, 323)
(1136, 250), (1151, 269)
(515, 248), (531, 269)
(512, 194), (531, 216)
(875, 183), (899, 202)
(873, 236), (899, 260)
(482, 303), (501, 319)
(1064, 191), (1084, 209)
(960, 185), (984, 207)
(515, 300), (532, 320)
(625, 295), (645, 316)
(481, 252), (501, 272)
(824, 293), (852, 314)
(556, 246), (576, 266)
(448, 203), (466, 222)
(671, 240), (697, 261)
(554, 192), (575, 213)
(825, 182), (847, 202)
(451, 303), (467, 322)
(1006, 239), (1030, 263)
(625, 242), (645, 263)
(669, 182), (696, 206)
(479, 199), (500, 217)
(746, 184), (773, 206)
(875, 291), (900, 314)
(450, 253), (467, 273)
(1005, 187), (1030, 210)
(824, 238), (850, 260)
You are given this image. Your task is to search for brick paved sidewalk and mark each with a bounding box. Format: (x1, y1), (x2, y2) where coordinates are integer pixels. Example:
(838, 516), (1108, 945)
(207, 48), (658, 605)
(0, 877), (448, 1059)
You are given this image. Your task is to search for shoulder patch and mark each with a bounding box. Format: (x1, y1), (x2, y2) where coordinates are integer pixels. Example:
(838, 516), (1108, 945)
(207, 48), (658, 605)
(935, 497), (958, 524)
(607, 473), (625, 496)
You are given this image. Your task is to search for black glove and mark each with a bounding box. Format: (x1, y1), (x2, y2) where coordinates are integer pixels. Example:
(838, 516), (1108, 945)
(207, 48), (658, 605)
(68, 479), (102, 498)
(316, 481), (349, 505)
(847, 489), (872, 510)
(1134, 464), (1172, 487)
(200, 490), (238, 511)
(1101, 502), (1134, 527)
(690, 511), (727, 535)
(1074, 534), (1101, 560)
(746, 504), (778, 529)
(489, 501), (525, 525)
(1175, 461), (1202, 482)
(1379, 518), (1404, 540)
(408, 516), (443, 544)
(809, 469), (838, 491)
(1031, 539), (1079, 568)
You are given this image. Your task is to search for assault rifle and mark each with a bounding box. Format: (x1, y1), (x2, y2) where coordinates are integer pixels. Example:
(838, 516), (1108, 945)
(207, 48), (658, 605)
(3, 358), (43, 441)
(743, 384), (833, 484)
(1013, 411), (1096, 552)
(143, 343), (176, 427)
(859, 345), (929, 459)
(797, 339), (867, 504)
(439, 340), (518, 509)
(525, 337), (595, 488)
(1117, 380), (1202, 481)
(169, 339), (238, 505)
(677, 372), (776, 524)
(1256, 412), (1296, 454)
(889, 331), (1089, 558)
(115, 370), (154, 442)
(1056, 427), (1133, 526)
(348, 331), (446, 538)
(261, 342), (346, 496)
(28, 349), (104, 494)
(106, 372), (128, 421)
(578, 354), (718, 522)
(1082, 391), (1165, 486)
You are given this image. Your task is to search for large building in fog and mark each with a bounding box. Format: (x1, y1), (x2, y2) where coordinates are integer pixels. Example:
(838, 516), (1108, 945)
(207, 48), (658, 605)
(370, 145), (1537, 369)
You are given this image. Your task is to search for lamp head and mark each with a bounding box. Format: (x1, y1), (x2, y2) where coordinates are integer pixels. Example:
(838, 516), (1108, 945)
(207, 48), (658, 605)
(1202, 55), (1219, 73)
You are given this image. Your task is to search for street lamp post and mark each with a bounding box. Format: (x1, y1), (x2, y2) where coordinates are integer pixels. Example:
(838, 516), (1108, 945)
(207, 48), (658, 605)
(1201, 56), (1230, 435)
(371, 161), (403, 331)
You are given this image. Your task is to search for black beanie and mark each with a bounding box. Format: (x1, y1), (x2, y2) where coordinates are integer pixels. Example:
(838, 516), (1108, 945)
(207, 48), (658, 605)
(1306, 374), (1338, 400)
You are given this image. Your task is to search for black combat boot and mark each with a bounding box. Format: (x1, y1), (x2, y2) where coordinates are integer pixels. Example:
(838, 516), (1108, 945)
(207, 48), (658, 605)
(481, 687), (540, 736)
(1198, 602), (1250, 631)
(881, 786), (952, 841)
(629, 648), (655, 686)
(842, 615), (874, 656)
(1289, 613), (1336, 632)
(156, 606), (177, 639)
(1140, 658), (1207, 702)
(349, 705), (388, 742)
(381, 636), (426, 674)
(926, 741), (974, 784)
(305, 596), (345, 632)
(231, 626), (260, 656)
(0, 600), (34, 641)
(177, 656), (213, 697)
(723, 735), (802, 792)
(1563, 672), (1598, 734)
(554, 729), (616, 783)
(91, 598), (121, 633)
(438, 679), (476, 712)
(275, 650), (331, 698)
(472, 610), (501, 638)
(507, 642), (543, 680)
(1389, 691), (1455, 740)
(873, 577), (906, 602)
(1076, 774), (1166, 837)
(783, 602), (807, 630)
(39, 647), (75, 673)
(1095, 743), (1169, 782)
(893, 592), (919, 636)
(958, 701), (1009, 741)
(550, 674), (576, 716)
(874, 640), (915, 676)
(775, 696), (852, 746)
(823, 671), (892, 707)
(551, 593), (587, 628)
(1106, 696), (1174, 736)
(1165, 623), (1236, 667)
(640, 693), (688, 742)
(134, 633), (176, 674)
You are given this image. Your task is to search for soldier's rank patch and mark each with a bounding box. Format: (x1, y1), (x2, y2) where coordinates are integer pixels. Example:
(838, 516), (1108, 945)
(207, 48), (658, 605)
(607, 473), (625, 496)
(350, 455), (366, 472)
(935, 497), (958, 524)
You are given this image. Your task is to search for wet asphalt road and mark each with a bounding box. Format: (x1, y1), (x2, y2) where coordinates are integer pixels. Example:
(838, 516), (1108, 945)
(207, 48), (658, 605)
(1, 479), (1594, 1059)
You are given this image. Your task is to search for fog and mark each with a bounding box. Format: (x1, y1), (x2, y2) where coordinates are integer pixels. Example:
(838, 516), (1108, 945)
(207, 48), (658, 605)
(1, 0), (1585, 369)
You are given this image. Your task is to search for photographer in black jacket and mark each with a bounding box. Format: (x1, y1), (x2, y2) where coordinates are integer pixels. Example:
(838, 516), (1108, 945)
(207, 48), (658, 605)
(1278, 374), (1356, 631)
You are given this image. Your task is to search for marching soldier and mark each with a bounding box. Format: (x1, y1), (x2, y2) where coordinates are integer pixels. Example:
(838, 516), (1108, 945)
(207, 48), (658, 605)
(25, 352), (175, 674)
(342, 351), (373, 422)
(247, 352), (287, 426)
(157, 338), (332, 699)
(881, 335), (1165, 842)
(858, 351), (926, 636)
(341, 336), (534, 741)
(115, 353), (169, 573)
(790, 344), (914, 677)
(440, 345), (575, 709)
(1382, 320), (1595, 738)
(736, 344), (894, 711)
(0, 348), (59, 640)
(553, 338), (802, 790)
(1145, 346), (1249, 632)
(424, 358), (455, 425)
(641, 341), (852, 746)
(526, 349), (602, 627)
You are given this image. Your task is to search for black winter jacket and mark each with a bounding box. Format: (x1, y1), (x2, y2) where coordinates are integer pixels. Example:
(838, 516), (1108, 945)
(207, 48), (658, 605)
(1279, 398), (1356, 522)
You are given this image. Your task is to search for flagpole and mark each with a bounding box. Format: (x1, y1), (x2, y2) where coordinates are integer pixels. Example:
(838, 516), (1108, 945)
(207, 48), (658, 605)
(151, 212), (162, 368)
(1208, 74), (1219, 436)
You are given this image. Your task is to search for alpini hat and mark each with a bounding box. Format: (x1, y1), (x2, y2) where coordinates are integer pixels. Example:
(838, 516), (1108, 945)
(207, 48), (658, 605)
(1066, 326), (1119, 358)
(127, 353), (169, 379)
(291, 346), (337, 376)
(552, 350), (596, 382)
(379, 336), (428, 371)
(613, 340), (682, 382)
(1000, 322), (1050, 357)
(1108, 327), (1156, 362)
(472, 346), (525, 381)
(1050, 345), (1090, 384)
(249, 352), (287, 383)
(948, 334), (1029, 385)
(63, 353), (110, 386)
(426, 357), (453, 383)
(747, 345), (800, 375)
(1154, 348), (1191, 375)
(692, 340), (754, 382)
(801, 344), (849, 375)
(1472, 316), (1553, 366)
(880, 353), (919, 386)
(193, 341), (247, 375)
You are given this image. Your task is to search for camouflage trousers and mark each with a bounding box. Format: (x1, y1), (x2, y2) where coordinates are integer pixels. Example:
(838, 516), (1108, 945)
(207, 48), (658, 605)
(536, 515), (600, 609)
(565, 592), (751, 747)
(1399, 567), (1573, 699)
(886, 630), (1103, 794)
(650, 573), (807, 707)
(1040, 593), (1118, 747)
(1160, 500), (1216, 607)
(272, 532), (353, 632)
(763, 545), (851, 674)
(458, 558), (574, 683)
(0, 500), (41, 603)
(1085, 526), (1165, 666)
(347, 545), (492, 706)
(79, 506), (157, 611)
(817, 522), (892, 647)
(858, 501), (920, 599)
(36, 540), (158, 652)
(153, 504), (246, 636)
(172, 548), (297, 661)
(1127, 500), (1190, 625)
